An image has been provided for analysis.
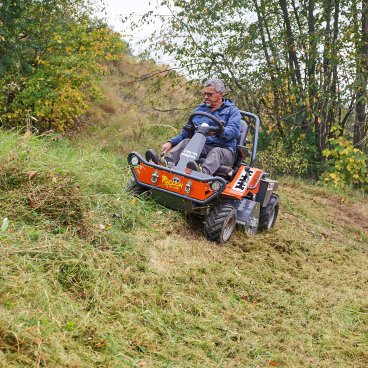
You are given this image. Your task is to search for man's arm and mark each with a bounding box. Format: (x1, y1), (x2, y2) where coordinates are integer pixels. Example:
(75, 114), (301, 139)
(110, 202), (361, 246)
(161, 121), (194, 153)
(220, 107), (241, 141)
(163, 105), (204, 151)
(168, 127), (190, 146)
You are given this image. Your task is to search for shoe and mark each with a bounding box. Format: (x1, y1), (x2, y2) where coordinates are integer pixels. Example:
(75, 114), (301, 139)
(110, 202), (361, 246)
(145, 149), (160, 164)
(186, 160), (202, 172)
(160, 155), (175, 168)
(162, 158), (173, 167)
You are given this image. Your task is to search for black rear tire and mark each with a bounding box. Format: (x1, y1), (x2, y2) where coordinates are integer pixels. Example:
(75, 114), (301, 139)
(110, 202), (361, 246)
(204, 203), (237, 244)
(258, 193), (279, 231)
(126, 176), (147, 196)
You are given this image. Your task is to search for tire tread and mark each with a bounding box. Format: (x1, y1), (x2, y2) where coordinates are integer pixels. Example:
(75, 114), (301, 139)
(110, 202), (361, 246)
(204, 204), (237, 243)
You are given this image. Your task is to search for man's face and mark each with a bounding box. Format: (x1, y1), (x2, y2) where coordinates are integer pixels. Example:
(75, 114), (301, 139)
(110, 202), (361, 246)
(203, 86), (223, 108)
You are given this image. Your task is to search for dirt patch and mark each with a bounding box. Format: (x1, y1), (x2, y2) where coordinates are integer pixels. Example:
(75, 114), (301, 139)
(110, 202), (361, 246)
(282, 182), (367, 229)
(335, 201), (368, 233)
(310, 195), (368, 234)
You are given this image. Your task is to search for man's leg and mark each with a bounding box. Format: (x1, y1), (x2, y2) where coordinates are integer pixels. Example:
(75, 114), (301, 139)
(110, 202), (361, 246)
(165, 138), (190, 164)
(201, 146), (234, 175)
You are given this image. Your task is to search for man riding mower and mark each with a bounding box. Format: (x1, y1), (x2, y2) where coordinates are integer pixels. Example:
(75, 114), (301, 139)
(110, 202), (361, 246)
(127, 79), (279, 243)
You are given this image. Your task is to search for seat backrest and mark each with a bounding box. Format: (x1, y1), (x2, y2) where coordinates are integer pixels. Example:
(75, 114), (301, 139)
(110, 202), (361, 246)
(237, 120), (249, 146)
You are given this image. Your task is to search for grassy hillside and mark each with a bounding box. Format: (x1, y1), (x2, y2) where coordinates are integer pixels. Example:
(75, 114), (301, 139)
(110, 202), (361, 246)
(1, 58), (367, 368)
(74, 57), (199, 155)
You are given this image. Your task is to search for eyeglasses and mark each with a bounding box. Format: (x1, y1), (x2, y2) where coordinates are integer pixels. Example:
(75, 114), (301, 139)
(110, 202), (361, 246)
(203, 92), (216, 97)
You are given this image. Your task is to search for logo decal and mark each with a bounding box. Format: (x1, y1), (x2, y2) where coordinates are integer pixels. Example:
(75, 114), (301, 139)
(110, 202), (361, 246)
(161, 175), (184, 190)
(232, 167), (249, 192)
(182, 150), (198, 159)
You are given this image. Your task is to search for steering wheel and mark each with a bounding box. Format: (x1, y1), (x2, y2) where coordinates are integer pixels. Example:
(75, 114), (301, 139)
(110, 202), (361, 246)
(187, 112), (224, 132)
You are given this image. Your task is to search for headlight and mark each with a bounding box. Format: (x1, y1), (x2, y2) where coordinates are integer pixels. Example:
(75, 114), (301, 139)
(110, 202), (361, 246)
(130, 155), (140, 167)
(210, 180), (222, 192)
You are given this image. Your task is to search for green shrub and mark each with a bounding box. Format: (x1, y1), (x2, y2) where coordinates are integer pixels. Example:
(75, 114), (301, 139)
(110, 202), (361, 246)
(257, 141), (310, 177)
(321, 136), (368, 189)
(0, 1), (126, 132)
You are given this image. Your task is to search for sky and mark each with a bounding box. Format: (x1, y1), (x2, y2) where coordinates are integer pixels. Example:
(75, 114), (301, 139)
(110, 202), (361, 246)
(97, 0), (165, 57)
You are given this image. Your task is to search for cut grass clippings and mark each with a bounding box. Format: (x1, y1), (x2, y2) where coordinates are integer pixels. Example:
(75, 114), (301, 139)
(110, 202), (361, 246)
(1, 59), (368, 367)
(1, 129), (367, 368)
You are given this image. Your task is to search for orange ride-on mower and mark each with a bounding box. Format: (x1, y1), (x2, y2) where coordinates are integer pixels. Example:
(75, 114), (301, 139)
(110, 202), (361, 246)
(127, 111), (279, 244)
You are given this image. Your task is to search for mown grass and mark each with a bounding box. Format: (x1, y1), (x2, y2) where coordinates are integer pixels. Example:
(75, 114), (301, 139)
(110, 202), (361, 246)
(1, 129), (367, 368)
(1, 60), (368, 367)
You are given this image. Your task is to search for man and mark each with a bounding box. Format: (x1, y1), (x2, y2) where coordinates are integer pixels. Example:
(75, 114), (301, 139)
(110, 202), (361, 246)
(146, 78), (242, 175)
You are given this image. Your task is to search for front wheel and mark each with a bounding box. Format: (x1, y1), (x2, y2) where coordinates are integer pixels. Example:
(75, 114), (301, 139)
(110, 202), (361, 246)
(125, 176), (147, 196)
(204, 203), (237, 244)
(258, 193), (279, 231)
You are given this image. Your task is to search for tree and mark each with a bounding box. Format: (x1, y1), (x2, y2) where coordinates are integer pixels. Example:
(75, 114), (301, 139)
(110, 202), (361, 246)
(131, 0), (367, 180)
(0, 0), (126, 131)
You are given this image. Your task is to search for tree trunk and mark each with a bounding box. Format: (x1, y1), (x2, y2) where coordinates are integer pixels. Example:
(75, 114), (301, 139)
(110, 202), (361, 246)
(307, 0), (320, 147)
(278, 0), (302, 88)
(278, 0), (306, 133)
(354, 0), (368, 151)
(319, 0), (334, 153)
(325, 0), (340, 142)
(253, 0), (285, 140)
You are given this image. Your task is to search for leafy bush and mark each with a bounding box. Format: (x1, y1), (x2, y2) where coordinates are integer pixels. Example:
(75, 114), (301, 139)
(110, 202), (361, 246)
(257, 140), (311, 177)
(321, 136), (368, 189)
(0, 0), (126, 132)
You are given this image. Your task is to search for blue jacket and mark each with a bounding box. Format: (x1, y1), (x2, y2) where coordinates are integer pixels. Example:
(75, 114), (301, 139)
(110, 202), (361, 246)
(169, 99), (241, 152)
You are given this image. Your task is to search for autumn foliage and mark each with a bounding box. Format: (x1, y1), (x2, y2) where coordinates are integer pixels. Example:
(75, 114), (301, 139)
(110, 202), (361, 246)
(0, 0), (126, 132)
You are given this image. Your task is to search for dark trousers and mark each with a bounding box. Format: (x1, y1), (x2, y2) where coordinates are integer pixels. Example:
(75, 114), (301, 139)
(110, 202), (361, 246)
(166, 138), (234, 175)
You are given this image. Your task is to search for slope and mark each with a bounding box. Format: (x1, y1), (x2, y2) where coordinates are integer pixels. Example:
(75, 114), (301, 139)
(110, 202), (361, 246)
(0, 57), (367, 368)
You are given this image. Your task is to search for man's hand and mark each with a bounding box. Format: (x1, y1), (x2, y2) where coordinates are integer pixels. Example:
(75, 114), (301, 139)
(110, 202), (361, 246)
(208, 126), (223, 136)
(161, 142), (173, 154)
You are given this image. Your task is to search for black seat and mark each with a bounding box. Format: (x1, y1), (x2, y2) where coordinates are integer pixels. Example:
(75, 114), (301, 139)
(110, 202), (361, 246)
(237, 120), (249, 146)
